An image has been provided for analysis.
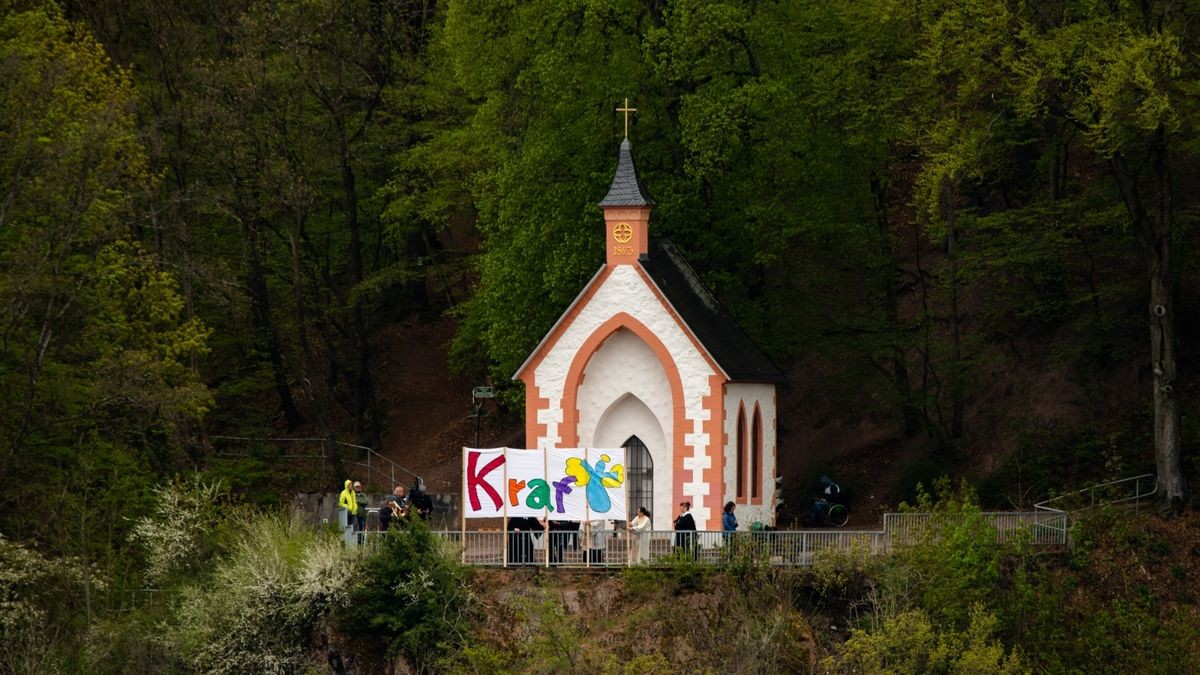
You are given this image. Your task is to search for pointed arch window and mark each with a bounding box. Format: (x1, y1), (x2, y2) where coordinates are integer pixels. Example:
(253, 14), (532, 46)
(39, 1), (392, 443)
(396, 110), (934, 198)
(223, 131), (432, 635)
(736, 406), (746, 501)
(623, 436), (653, 519)
(751, 405), (763, 503)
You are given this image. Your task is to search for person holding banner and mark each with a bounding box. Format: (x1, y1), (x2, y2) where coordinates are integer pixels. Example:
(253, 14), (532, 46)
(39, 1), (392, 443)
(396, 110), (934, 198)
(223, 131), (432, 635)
(628, 507), (652, 564)
(508, 516), (539, 564)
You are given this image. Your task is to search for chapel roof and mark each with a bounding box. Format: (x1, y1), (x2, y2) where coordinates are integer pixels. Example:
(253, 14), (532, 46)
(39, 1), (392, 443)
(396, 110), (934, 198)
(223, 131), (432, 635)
(639, 238), (786, 384)
(597, 138), (655, 207)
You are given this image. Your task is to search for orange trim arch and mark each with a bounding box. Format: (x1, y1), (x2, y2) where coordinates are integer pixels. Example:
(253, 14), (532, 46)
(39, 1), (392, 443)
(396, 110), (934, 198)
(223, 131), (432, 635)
(558, 312), (691, 516)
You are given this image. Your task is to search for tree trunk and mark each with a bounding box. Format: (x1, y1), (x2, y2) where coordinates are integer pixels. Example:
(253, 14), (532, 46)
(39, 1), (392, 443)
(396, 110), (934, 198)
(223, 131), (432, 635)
(1111, 142), (1186, 511)
(943, 185), (964, 439)
(290, 218), (332, 439)
(872, 176), (919, 434)
(244, 218), (302, 430)
(339, 133), (381, 450)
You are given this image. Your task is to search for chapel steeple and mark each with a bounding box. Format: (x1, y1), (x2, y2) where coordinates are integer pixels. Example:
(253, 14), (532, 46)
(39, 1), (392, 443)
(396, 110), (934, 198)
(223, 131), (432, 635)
(598, 138), (655, 208)
(599, 99), (654, 266)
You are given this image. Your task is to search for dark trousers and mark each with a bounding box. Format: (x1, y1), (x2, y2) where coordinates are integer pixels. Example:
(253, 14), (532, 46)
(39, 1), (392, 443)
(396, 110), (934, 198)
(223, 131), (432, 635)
(508, 532), (533, 564)
(674, 531), (698, 559)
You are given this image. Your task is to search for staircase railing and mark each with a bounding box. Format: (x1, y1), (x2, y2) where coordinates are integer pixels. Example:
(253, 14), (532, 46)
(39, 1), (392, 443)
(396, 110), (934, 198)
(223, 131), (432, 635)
(1032, 473), (1158, 540)
(210, 435), (424, 492)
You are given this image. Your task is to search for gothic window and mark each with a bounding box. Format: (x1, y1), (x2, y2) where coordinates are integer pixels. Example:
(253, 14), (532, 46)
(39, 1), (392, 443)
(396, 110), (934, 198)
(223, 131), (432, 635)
(752, 405), (763, 501)
(623, 436), (653, 520)
(736, 406), (746, 501)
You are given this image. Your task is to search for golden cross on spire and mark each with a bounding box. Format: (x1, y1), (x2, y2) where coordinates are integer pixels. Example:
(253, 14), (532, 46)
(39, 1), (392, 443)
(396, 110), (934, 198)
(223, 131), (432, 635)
(616, 97), (637, 138)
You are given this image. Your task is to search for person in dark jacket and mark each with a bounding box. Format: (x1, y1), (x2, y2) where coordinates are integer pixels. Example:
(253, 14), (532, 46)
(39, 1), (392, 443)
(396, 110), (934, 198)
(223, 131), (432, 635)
(673, 501), (697, 558)
(808, 476), (841, 526)
(379, 485), (408, 531)
(507, 517), (540, 564)
(353, 482), (368, 534)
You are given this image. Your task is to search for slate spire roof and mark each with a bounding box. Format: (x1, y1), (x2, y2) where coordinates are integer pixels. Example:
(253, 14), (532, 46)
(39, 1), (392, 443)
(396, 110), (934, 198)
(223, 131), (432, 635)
(598, 138), (655, 207)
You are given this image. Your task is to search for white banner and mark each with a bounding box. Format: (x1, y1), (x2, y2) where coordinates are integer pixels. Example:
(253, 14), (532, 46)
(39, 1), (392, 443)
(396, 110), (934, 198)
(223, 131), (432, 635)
(462, 447), (628, 521)
(505, 449), (547, 517)
(584, 447), (627, 522)
(461, 447), (505, 518)
(546, 448), (589, 520)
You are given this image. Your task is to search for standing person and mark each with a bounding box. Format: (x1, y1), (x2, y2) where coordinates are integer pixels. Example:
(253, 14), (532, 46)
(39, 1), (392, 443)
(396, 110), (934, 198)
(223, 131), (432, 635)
(587, 519), (608, 564)
(409, 482), (433, 520)
(628, 507), (652, 564)
(508, 517), (538, 565)
(379, 485), (408, 531)
(722, 501), (738, 560)
(338, 479), (357, 532)
(353, 481), (368, 534)
(673, 501), (697, 558)
(544, 519), (565, 564)
(722, 501), (738, 532)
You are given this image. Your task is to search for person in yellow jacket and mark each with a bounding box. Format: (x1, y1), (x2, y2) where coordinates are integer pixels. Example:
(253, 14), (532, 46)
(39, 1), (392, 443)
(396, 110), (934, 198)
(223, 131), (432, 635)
(338, 479), (358, 531)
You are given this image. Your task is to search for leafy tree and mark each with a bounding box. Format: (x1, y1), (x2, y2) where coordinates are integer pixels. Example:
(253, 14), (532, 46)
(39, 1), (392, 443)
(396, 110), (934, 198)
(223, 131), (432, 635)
(904, 0), (1196, 506)
(0, 0), (210, 561)
(338, 521), (476, 671)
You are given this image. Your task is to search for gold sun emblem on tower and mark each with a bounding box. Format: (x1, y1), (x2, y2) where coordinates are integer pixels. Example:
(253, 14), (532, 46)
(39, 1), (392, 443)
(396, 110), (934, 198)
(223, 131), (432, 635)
(612, 222), (633, 244)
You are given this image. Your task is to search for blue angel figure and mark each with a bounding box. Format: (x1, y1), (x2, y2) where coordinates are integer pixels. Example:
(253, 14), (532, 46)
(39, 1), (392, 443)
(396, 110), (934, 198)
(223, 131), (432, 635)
(564, 453), (625, 513)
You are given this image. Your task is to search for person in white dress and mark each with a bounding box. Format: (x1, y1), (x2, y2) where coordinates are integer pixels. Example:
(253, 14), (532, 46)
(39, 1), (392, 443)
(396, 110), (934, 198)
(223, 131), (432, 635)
(628, 507), (652, 564)
(587, 519), (608, 563)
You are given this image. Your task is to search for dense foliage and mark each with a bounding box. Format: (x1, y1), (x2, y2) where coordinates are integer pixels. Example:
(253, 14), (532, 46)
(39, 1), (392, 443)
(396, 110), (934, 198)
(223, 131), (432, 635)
(337, 521), (476, 670)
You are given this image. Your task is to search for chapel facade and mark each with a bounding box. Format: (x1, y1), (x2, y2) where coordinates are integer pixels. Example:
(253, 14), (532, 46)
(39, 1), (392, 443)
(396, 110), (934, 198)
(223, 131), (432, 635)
(512, 135), (784, 530)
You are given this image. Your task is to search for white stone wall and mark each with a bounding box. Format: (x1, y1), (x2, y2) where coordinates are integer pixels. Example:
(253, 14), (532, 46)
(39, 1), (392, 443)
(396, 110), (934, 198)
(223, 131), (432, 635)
(530, 264), (720, 525)
(722, 383), (778, 528)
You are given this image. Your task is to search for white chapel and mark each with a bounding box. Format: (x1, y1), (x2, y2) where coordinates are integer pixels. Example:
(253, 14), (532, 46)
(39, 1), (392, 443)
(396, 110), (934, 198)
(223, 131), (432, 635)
(512, 133), (785, 530)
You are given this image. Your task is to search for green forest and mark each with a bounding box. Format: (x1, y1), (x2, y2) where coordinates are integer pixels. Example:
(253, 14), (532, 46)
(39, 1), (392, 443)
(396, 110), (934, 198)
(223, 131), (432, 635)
(2, 0), (1199, 672)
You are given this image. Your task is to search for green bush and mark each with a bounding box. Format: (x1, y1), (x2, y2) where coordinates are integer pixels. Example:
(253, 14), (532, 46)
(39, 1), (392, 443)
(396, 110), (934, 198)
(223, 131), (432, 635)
(337, 520), (476, 671)
(831, 605), (1027, 674)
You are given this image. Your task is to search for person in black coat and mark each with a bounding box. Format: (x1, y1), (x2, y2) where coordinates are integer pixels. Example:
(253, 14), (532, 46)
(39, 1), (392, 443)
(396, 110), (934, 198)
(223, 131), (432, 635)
(507, 517), (540, 564)
(673, 501), (697, 558)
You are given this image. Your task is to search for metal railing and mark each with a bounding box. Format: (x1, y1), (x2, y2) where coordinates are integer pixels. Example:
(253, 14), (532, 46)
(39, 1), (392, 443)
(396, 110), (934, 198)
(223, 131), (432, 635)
(210, 435), (423, 492)
(1034, 474), (1158, 515)
(1032, 473), (1157, 540)
(884, 511), (1067, 546)
(343, 511), (1067, 566)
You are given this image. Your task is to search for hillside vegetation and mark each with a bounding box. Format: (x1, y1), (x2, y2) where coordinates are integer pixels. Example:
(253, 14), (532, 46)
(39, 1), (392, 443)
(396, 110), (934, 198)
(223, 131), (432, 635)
(3, 478), (1196, 673)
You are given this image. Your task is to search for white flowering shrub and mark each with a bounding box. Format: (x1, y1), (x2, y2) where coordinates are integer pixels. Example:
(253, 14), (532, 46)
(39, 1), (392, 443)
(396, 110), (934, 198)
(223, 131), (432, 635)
(0, 534), (86, 674)
(131, 475), (229, 586)
(169, 510), (358, 674)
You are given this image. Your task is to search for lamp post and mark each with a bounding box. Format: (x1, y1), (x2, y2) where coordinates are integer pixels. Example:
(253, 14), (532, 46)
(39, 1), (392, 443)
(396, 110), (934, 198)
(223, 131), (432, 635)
(471, 386), (495, 448)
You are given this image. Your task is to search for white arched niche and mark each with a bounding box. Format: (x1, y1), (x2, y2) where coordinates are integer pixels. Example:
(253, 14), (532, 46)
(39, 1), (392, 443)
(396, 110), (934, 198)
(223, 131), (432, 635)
(591, 393), (670, 529)
(574, 327), (674, 527)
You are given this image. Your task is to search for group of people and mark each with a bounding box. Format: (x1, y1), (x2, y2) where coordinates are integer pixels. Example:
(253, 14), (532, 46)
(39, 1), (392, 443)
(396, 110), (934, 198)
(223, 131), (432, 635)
(337, 480), (433, 535)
